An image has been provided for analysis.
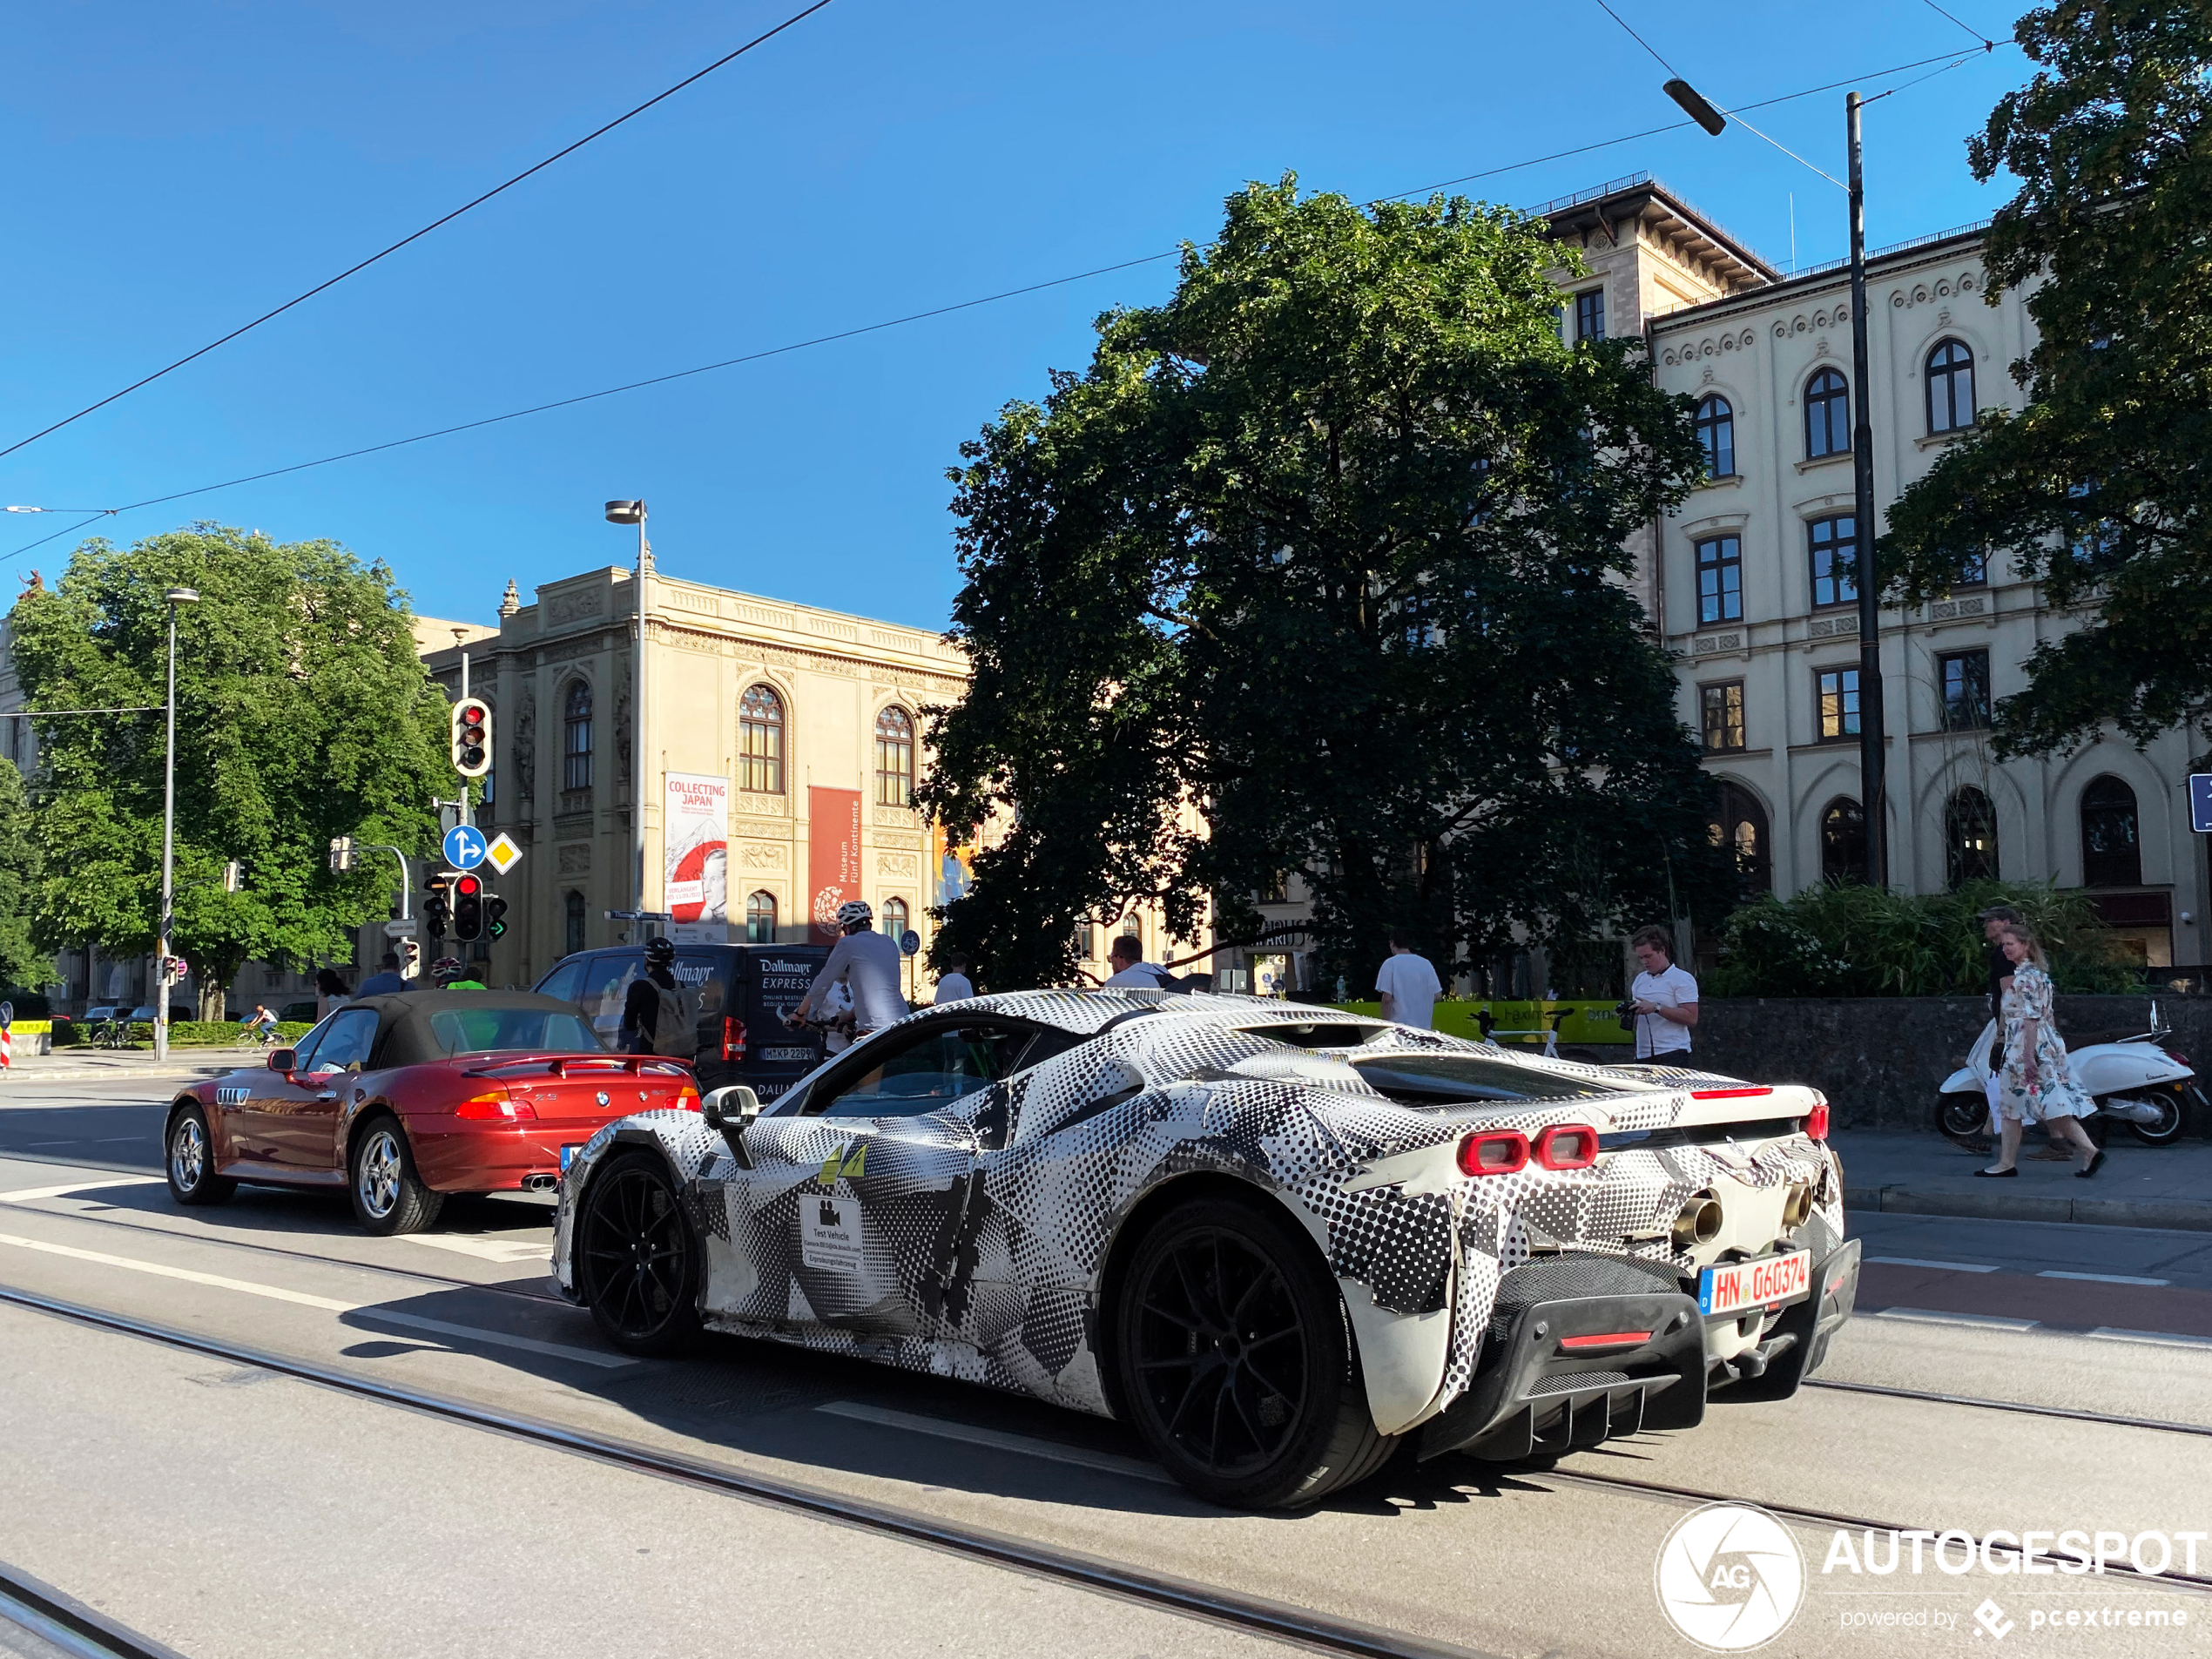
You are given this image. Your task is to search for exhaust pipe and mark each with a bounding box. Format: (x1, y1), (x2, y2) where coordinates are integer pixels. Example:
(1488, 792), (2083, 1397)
(1671, 1193), (1723, 1251)
(522, 1173), (559, 1193)
(1780, 1183), (1813, 1230)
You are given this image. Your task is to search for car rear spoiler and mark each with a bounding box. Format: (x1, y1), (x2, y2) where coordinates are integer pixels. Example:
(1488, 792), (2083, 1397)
(461, 1053), (693, 1080)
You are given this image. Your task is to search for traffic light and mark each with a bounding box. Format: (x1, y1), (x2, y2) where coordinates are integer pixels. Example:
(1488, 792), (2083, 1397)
(423, 875), (451, 941)
(399, 939), (421, 979)
(453, 872), (485, 941)
(485, 894), (509, 941)
(449, 698), (491, 778)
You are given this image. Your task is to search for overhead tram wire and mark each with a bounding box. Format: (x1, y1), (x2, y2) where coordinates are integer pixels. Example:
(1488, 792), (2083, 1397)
(1, 44), (2007, 566)
(0, 0), (840, 463)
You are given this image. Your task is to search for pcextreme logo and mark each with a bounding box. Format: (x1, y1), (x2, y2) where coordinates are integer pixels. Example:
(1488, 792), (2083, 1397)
(1655, 1502), (1807, 1651)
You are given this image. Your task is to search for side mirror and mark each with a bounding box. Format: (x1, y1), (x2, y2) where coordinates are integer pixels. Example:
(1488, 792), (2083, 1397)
(703, 1085), (762, 1130)
(268, 1049), (297, 1073)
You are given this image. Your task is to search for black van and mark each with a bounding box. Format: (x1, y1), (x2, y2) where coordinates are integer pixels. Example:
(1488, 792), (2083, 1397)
(532, 942), (831, 1101)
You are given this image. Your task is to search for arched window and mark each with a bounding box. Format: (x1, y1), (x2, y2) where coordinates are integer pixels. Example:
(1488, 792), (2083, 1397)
(880, 897), (909, 941)
(562, 681), (593, 792)
(873, 705), (914, 806)
(738, 685), (784, 794)
(1946, 787), (2000, 887)
(1710, 782), (1770, 895)
(1925, 339), (1975, 434)
(1820, 797), (1865, 884)
(745, 889), (777, 944)
(1694, 395), (1735, 478)
(1119, 915), (1143, 957)
(563, 891), (586, 957)
(2080, 776), (2141, 887)
(1804, 368), (1850, 459)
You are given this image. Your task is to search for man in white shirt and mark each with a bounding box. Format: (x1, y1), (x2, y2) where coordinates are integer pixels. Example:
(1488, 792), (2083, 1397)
(1629, 926), (1699, 1059)
(1375, 930), (1442, 1029)
(790, 901), (910, 1038)
(934, 954), (975, 1005)
(1103, 935), (1172, 988)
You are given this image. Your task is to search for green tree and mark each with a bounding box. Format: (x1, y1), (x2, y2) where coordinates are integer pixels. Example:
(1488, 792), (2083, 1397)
(10, 525), (453, 1015)
(1884, 0), (2212, 759)
(0, 761), (55, 995)
(922, 178), (1731, 991)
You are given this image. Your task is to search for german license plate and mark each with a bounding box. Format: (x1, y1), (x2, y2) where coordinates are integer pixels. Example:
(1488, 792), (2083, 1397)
(559, 1143), (584, 1174)
(1699, 1250), (1811, 1318)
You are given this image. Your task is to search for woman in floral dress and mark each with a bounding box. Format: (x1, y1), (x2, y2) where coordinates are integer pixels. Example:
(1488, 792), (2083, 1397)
(1979, 924), (2104, 1178)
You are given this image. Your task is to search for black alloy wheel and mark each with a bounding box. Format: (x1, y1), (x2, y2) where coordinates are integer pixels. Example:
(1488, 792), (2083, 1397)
(579, 1153), (702, 1356)
(1116, 1196), (1394, 1510)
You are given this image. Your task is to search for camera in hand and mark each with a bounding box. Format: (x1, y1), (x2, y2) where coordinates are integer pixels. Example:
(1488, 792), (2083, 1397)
(1612, 998), (1637, 1034)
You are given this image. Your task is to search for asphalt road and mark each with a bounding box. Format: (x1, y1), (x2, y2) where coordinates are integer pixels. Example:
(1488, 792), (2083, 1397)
(2, 1070), (2209, 1659)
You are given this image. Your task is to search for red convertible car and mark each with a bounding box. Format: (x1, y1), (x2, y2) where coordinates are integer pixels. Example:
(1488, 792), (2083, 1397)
(164, 990), (699, 1234)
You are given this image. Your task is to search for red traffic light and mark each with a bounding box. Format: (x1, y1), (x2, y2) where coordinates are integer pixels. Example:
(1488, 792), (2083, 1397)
(455, 874), (482, 896)
(458, 702), (486, 726)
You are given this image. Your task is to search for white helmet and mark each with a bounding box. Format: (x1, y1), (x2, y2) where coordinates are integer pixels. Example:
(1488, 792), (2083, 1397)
(835, 900), (874, 929)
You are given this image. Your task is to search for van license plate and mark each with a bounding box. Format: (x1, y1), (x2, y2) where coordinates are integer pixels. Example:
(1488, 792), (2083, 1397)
(1699, 1250), (1811, 1318)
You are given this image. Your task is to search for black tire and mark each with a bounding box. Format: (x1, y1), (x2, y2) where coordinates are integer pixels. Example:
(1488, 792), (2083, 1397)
(2116, 1095), (2187, 1146)
(1934, 1090), (1989, 1148)
(577, 1152), (702, 1356)
(348, 1115), (444, 1236)
(165, 1105), (236, 1206)
(1114, 1194), (1393, 1510)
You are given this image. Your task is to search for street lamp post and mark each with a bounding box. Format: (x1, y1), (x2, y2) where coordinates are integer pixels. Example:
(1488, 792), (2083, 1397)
(604, 501), (649, 932)
(1846, 91), (1889, 889)
(153, 586), (199, 1062)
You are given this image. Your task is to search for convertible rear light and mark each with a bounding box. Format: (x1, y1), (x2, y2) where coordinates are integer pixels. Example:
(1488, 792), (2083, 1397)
(722, 1016), (747, 1063)
(1459, 1130), (1529, 1177)
(455, 1089), (535, 1121)
(1558, 1331), (1651, 1352)
(1690, 1086), (1772, 1101)
(1534, 1123), (1599, 1170)
(1804, 1100), (1831, 1140)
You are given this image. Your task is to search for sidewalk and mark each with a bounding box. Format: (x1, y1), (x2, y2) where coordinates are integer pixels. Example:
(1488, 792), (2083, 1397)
(1835, 1129), (2212, 1233)
(2, 1048), (235, 1082)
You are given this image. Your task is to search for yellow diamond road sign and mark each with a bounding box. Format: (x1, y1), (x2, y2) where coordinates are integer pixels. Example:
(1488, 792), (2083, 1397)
(485, 832), (523, 876)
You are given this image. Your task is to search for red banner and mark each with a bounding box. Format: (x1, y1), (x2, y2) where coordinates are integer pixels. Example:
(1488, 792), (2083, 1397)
(808, 787), (863, 944)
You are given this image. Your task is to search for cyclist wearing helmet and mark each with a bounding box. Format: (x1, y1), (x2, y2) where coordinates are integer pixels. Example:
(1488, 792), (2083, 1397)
(430, 957), (485, 991)
(621, 936), (695, 1056)
(789, 900), (908, 1040)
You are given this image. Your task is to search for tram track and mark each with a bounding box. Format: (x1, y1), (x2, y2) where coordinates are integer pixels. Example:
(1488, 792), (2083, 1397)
(0, 1557), (187, 1659)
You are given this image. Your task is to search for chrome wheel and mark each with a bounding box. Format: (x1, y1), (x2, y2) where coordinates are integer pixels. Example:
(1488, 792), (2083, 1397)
(171, 1116), (206, 1192)
(356, 1128), (402, 1219)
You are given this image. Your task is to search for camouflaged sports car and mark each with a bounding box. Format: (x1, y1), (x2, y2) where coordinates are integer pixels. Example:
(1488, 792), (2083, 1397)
(550, 990), (1859, 1509)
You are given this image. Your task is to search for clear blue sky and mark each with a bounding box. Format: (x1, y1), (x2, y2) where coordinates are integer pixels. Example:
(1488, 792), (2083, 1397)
(2, 0), (2028, 631)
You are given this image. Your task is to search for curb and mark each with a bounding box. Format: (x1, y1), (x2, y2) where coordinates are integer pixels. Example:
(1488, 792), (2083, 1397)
(1845, 1183), (2212, 1234)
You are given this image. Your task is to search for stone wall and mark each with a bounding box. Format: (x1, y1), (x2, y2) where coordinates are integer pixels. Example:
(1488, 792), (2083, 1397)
(1689, 996), (2212, 1132)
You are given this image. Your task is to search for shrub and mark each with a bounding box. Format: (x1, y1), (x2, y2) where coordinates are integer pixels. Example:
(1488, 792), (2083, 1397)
(1705, 879), (2133, 997)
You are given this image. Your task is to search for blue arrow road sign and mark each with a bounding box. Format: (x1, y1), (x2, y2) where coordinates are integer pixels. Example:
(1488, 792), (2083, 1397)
(443, 824), (489, 869)
(2192, 774), (2212, 834)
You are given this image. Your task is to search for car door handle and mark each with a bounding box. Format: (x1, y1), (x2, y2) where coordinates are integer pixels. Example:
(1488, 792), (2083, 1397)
(314, 1090), (338, 1102)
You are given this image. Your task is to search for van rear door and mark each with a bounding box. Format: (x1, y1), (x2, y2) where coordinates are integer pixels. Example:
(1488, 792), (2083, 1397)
(736, 945), (828, 1101)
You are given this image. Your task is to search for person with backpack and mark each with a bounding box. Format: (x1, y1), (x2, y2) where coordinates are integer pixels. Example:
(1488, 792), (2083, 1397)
(621, 937), (696, 1057)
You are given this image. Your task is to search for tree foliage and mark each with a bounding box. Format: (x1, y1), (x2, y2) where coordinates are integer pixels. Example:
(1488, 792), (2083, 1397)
(1883, 0), (2212, 759)
(922, 178), (1731, 991)
(0, 762), (54, 995)
(9, 525), (452, 1008)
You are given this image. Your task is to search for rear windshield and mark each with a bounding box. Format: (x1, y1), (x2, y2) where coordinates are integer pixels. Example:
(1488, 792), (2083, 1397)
(426, 1008), (605, 1058)
(1351, 1054), (1626, 1106)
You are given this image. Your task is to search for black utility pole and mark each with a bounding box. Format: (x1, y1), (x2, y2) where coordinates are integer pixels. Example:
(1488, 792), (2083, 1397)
(1846, 91), (1888, 888)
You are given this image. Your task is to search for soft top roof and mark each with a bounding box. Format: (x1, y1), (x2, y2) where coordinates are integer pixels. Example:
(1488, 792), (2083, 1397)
(343, 989), (606, 1069)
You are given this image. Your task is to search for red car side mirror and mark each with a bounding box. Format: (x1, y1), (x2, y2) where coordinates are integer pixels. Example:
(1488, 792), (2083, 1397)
(267, 1049), (297, 1073)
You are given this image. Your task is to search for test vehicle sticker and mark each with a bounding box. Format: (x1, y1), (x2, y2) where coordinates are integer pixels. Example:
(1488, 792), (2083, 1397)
(802, 1195), (865, 1274)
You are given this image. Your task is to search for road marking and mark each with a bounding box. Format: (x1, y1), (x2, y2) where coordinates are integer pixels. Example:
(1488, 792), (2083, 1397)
(400, 1234), (550, 1265)
(1871, 1307), (2040, 1332)
(1, 1176), (169, 1204)
(0, 1230), (630, 1369)
(816, 1400), (1173, 1486)
(1865, 1256), (2000, 1273)
(2086, 1327), (2212, 1352)
(2038, 1270), (2170, 1287)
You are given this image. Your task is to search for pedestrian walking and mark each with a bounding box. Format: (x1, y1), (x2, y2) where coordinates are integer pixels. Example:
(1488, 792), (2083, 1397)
(933, 954), (975, 1005)
(314, 968), (352, 1021)
(1979, 923), (2104, 1179)
(1375, 929), (1442, 1030)
(355, 953), (407, 996)
(1628, 927), (1699, 1059)
(1971, 906), (2067, 1159)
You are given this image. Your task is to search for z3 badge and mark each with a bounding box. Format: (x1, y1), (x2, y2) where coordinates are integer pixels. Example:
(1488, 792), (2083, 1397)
(801, 1194), (865, 1274)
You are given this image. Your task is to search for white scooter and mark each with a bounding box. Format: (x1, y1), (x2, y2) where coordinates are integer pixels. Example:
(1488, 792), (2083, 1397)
(1935, 1001), (2203, 1148)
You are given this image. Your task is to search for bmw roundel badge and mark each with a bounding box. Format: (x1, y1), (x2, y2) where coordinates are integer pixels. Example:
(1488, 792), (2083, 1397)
(595, 1090), (610, 1107)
